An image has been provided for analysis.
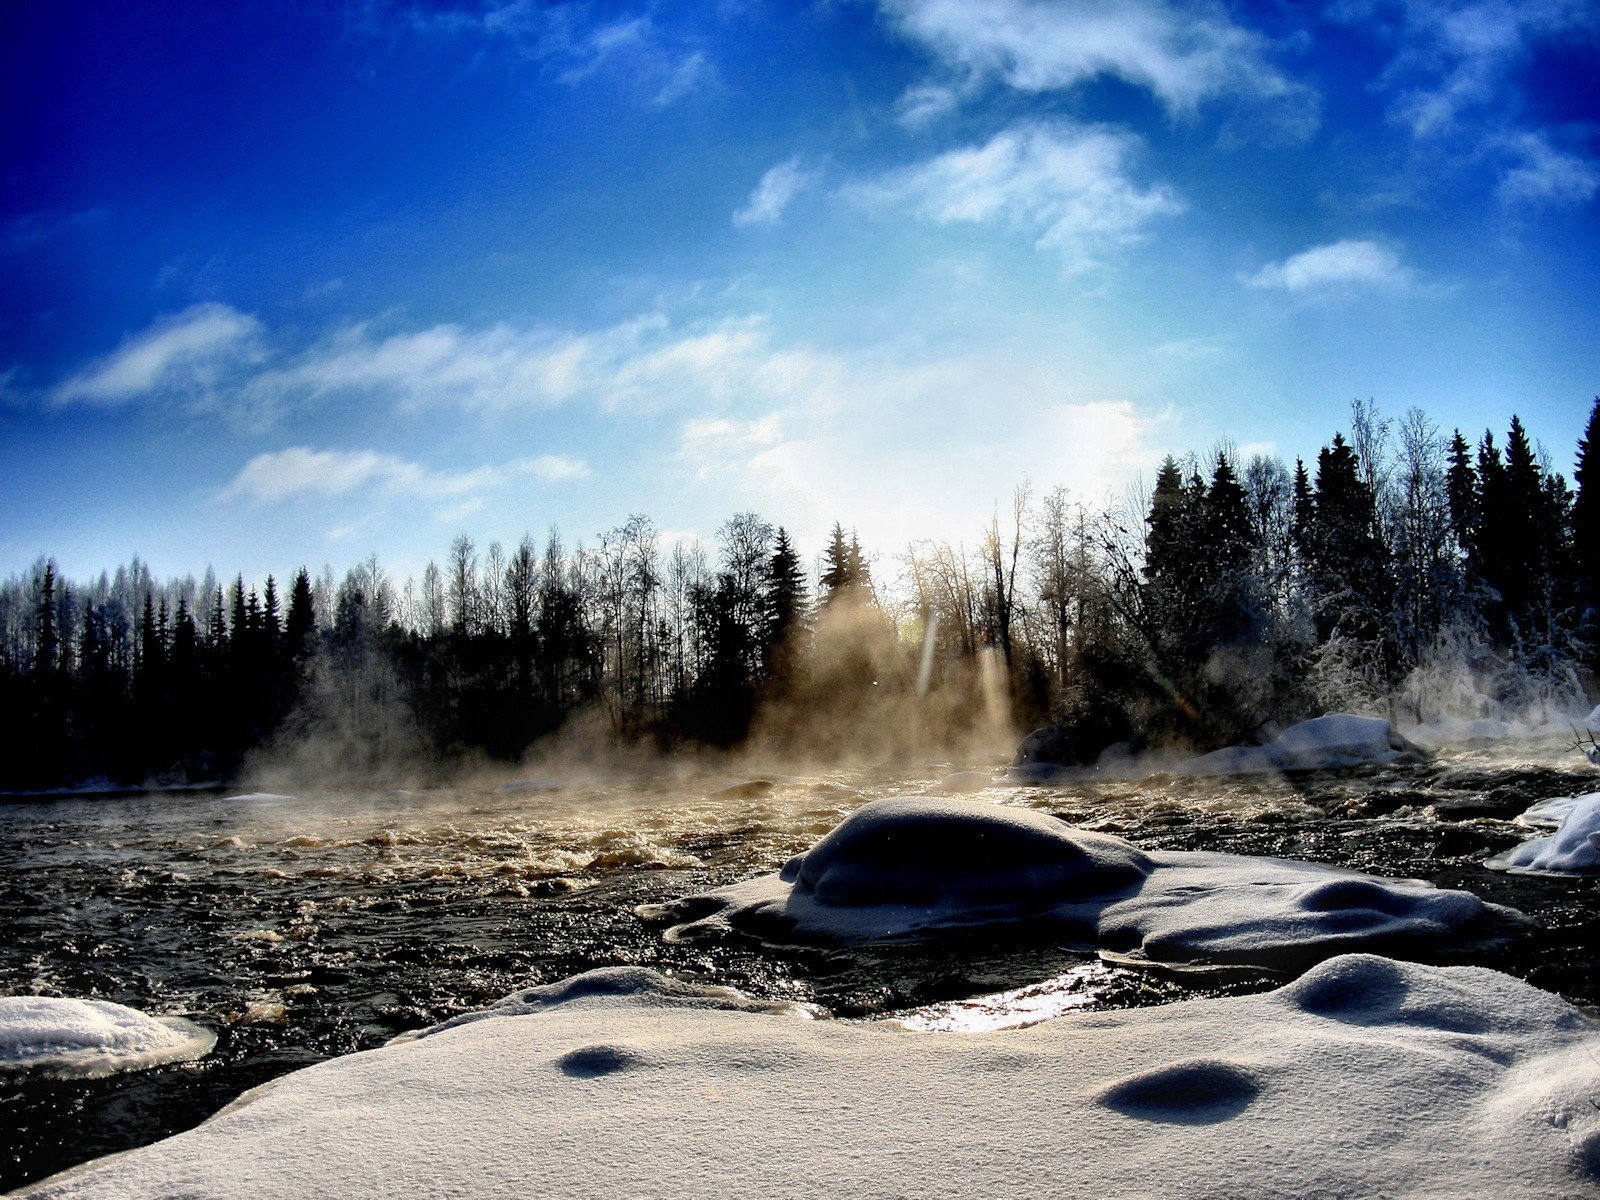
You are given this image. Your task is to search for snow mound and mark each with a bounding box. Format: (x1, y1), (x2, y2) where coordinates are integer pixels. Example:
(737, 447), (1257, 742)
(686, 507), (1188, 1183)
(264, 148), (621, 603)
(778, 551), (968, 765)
(1487, 795), (1600, 876)
(0, 997), (215, 1079)
(1175, 714), (1425, 776)
(20, 957), (1599, 1200)
(1513, 792), (1599, 829)
(642, 798), (1516, 970)
(219, 793), (295, 803)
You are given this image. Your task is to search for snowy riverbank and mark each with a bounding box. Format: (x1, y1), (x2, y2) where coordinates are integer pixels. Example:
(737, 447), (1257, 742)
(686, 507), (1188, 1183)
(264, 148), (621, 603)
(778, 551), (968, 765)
(18, 956), (1600, 1199)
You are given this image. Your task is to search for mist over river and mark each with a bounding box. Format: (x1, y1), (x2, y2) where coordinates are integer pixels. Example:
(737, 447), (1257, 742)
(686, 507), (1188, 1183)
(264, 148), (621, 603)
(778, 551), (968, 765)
(4, 738), (1599, 1191)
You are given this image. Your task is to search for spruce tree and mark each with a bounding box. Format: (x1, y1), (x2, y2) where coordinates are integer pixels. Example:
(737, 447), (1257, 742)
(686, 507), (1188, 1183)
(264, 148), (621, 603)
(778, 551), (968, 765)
(1574, 398), (1600, 657)
(285, 568), (317, 661)
(762, 528), (808, 681)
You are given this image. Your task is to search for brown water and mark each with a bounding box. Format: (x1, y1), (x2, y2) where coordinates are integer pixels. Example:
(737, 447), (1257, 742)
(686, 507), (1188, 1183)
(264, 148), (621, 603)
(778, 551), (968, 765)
(3, 740), (1597, 1191)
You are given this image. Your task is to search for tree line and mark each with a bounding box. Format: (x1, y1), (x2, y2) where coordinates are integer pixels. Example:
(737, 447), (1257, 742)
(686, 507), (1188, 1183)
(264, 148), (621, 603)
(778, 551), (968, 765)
(2, 398), (1597, 789)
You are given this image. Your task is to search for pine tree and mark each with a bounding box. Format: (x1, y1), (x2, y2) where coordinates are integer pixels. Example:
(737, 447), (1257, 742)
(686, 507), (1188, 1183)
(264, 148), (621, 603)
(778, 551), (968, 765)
(1574, 399), (1600, 659)
(762, 528), (808, 680)
(285, 568), (316, 661)
(1444, 430), (1478, 564)
(34, 562), (60, 677)
(1304, 434), (1394, 647)
(820, 523), (866, 603)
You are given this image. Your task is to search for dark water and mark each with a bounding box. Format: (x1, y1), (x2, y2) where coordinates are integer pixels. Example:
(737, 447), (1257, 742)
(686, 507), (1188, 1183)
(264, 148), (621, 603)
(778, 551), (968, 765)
(2, 741), (1598, 1191)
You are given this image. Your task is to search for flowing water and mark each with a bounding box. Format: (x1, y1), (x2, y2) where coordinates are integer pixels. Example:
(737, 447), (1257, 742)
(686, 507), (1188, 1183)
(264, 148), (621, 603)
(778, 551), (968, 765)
(3, 739), (1598, 1191)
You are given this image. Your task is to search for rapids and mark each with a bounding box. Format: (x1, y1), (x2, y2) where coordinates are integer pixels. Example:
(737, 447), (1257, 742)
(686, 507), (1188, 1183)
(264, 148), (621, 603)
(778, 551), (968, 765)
(3, 736), (1598, 1190)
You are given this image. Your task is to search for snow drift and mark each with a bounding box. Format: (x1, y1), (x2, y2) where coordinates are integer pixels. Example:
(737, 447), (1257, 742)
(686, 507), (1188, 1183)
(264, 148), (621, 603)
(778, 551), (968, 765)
(19, 958), (1599, 1199)
(1172, 713), (1425, 776)
(642, 797), (1517, 970)
(1488, 794), (1600, 876)
(0, 996), (214, 1079)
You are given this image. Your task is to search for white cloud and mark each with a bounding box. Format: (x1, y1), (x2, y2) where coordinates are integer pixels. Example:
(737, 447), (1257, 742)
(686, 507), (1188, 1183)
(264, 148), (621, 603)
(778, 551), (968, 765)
(733, 158), (813, 227)
(406, 1), (713, 106)
(1243, 239), (1412, 293)
(876, 0), (1316, 131)
(219, 447), (589, 506)
(1497, 130), (1600, 206)
(1333, 0), (1594, 138)
(53, 304), (264, 405)
(853, 121), (1183, 271)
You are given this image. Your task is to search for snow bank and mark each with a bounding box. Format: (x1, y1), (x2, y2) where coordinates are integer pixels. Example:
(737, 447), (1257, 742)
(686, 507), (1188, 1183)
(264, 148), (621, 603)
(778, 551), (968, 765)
(1487, 794), (1600, 876)
(1174, 713), (1425, 776)
(1513, 792), (1600, 829)
(0, 997), (214, 1079)
(642, 798), (1516, 971)
(20, 958), (1599, 1199)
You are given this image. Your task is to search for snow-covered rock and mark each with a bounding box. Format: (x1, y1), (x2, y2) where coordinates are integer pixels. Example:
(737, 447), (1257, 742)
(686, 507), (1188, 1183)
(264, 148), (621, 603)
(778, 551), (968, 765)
(641, 798), (1516, 970)
(1487, 795), (1600, 876)
(1512, 792), (1599, 829)
(20, 958), (1600, 1199)
(1174, 713), (1425, 776)
(0, 997), (215, 1079)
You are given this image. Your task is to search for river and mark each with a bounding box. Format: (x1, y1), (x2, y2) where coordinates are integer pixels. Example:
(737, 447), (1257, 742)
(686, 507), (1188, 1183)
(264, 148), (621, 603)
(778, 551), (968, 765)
(3, 737), (1597, 1190)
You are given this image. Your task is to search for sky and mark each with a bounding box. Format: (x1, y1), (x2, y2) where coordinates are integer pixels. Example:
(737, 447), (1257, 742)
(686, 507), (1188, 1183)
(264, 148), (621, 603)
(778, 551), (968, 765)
(2, 0), (1597, 584)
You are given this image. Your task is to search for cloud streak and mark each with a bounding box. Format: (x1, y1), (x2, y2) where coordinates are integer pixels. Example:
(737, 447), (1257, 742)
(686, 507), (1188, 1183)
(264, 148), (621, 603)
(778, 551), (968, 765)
(733, 158), (814, 227)
(1244, 239), (1413, 294)
(403, 1), (713, 106)
(219, 447), (589, 508)
(53, 304), (265, 406)
(853, 121), (1183, 271)
(876, 0), (1316, 132)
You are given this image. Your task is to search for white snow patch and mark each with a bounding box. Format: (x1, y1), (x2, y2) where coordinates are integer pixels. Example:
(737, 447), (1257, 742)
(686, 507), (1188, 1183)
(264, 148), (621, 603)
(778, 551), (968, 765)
(1487, 795), (1600, 876)
(1174, 714), (1424, 776)
(19, 958), (1600, 1199)
(1512, 792), (1600, 829)
(0, 997), (215, 1079)
(642, 798), (1515, 970)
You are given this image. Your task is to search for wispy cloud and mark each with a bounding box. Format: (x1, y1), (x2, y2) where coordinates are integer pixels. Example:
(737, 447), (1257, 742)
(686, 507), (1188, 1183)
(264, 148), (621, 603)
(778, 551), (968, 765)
(1496, 130), (1600, 207)
(1243, 239), (1413, 293)
(876, 0), (1317, 133)
(53, 304), (265, 406)
(733, 158), (814, 227)
(851, 121), (1184, 271)
(402, 1), (713, 106)
(218, 447), (589, 507)
(1333, 0), (1595, 140)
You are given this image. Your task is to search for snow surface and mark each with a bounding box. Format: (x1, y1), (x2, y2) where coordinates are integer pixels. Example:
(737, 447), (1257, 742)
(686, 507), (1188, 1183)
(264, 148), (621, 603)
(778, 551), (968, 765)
(1174, 713), (1425, 776)
(0, 997), (214, 1079)
(19, 957), (1599, 1199)
(1513, 792), (1600, 829)
(642, 798), (1517, 970)
(1488, 794), (1600, 876)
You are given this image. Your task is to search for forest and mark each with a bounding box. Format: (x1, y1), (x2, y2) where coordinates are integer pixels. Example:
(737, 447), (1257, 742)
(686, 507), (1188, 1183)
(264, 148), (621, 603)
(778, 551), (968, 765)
(3, 398), (1599, 791)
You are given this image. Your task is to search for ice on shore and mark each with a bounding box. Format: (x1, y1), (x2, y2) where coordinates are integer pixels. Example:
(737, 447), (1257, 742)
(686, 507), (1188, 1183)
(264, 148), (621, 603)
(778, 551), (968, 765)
(19, 957), (1599, 1199)
(1488, 794), (1600, 876)
(1513, 793), (1598, 829)
(642, 798), (1516, 970)
(1173, 713), (1425, 776)
(0, 996), (214, 1079)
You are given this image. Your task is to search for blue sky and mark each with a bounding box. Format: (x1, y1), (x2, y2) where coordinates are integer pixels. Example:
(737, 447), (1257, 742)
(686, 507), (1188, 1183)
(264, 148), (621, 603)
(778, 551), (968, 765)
(3, 0), (1596, 582)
